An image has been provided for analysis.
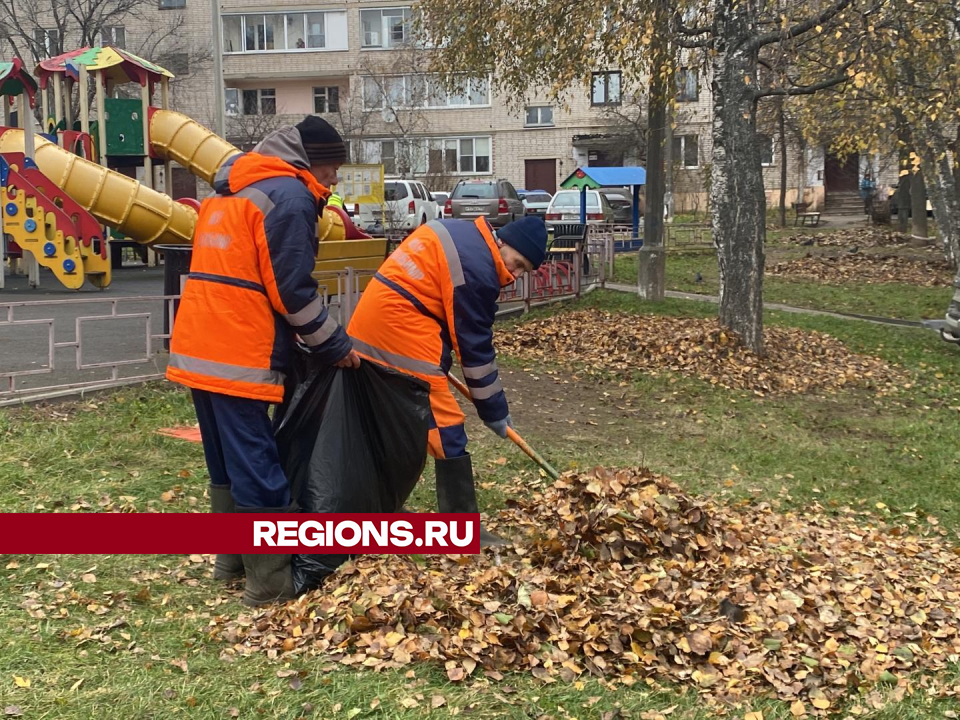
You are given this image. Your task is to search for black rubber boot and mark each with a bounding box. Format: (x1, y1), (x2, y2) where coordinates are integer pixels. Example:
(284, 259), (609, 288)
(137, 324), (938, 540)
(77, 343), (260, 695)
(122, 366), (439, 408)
(435, 454), (509, 547)
(209, 484), (245, 581)
(236, 503), (297, 607)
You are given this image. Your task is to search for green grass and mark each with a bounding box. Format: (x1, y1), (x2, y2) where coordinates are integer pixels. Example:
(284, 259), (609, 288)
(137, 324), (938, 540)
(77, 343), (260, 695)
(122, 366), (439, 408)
(612, 248), (952, 320)
(3, 292), (960, 717)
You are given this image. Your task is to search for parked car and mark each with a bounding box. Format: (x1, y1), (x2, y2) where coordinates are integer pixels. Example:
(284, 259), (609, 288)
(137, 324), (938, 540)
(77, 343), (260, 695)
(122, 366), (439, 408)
(544, 190), (615, 225)
(445, 179), (525, 227)
(600, 189), (642, 224)
(518, 190), (553, 217)
(431, 191), (450, 217)
(357, 180), (438, 231)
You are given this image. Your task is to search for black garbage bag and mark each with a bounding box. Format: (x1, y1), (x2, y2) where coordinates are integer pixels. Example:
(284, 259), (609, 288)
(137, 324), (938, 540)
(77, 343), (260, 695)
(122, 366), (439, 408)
(274, 350), (432, 595)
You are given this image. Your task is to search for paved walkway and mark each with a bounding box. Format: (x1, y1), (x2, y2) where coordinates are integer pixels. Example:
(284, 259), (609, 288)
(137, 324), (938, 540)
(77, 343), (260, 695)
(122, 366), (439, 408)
(604, 283), (925, 328)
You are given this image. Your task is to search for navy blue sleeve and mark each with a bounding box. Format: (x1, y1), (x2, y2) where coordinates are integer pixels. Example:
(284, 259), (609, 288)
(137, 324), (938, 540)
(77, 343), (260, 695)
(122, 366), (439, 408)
(263, 193), (352, 364)
(452, 252), (509, 423)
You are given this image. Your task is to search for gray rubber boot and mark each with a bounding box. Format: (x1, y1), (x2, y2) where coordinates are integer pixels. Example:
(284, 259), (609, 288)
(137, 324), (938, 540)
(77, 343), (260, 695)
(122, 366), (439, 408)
(435, 454), (509, 547)
(209, 484), (244, 581)
(237, 502), (297, 607)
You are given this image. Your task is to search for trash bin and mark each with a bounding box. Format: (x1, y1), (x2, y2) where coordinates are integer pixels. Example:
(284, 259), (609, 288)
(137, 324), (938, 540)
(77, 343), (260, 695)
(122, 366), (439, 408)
(156, 244), (193, 350)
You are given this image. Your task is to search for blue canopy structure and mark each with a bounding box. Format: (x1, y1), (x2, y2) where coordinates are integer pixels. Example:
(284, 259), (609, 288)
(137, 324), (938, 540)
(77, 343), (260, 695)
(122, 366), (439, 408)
(559, 166), (646, 235)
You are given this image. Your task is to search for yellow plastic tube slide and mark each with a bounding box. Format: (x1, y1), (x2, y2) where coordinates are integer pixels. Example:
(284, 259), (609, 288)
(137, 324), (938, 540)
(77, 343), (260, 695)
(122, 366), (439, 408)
(149, 109), (240, 186)
(0, 129), (197, 245)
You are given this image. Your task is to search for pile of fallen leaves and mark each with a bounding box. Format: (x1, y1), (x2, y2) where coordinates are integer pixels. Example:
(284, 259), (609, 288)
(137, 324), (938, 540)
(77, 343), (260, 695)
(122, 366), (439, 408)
(217, 467), (960, 713)
(496, 310), (903, 396)
(768, 252), (955, 287)
(783, 228), (920, 249)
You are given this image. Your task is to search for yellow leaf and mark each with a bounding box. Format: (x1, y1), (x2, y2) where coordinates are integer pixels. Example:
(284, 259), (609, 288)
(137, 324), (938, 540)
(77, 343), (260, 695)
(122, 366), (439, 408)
(790, 700), (806, 717)
(816, 25), (823, 33)
(13, 676), (30, 688)
(812, 698), (831, 710)
(745, 712), (764, 720)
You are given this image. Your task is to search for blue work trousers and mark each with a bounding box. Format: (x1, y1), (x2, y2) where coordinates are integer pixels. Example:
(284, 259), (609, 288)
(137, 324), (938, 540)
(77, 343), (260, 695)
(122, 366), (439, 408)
(191, 389), (291, 509)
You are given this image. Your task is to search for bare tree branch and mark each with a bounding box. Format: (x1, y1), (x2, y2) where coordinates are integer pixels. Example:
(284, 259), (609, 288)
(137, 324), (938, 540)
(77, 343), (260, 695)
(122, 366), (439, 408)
(750, 0), (855, 50)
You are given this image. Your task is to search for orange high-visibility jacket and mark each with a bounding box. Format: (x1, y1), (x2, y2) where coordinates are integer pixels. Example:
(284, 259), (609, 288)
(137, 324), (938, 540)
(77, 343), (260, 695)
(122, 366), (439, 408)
(348, 218), (515, 422)
(166, 128), (352, 403)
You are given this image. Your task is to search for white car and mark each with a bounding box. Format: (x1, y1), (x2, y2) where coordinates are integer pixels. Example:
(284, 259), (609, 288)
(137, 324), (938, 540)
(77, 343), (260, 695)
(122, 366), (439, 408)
(544, 189), (615, 225)
(357, 180), (439, 231)
(519, 190), (553, 217)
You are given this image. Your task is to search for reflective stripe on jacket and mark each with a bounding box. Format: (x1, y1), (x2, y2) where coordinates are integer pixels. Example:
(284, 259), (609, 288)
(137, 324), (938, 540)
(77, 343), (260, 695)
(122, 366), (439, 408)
(166, 126), (352, 403)
(347, 218), (514, 422)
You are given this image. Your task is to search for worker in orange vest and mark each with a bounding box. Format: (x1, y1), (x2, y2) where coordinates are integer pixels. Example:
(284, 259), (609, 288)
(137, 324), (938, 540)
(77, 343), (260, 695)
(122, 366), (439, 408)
(167, 116), (360, 606)
(347, 216), (547, 545)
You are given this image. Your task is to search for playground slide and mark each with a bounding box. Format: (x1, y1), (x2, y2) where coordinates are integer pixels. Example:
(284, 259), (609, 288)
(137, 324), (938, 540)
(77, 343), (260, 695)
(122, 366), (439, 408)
(148, 109), (240, 186)
(0, 129), (196, 245)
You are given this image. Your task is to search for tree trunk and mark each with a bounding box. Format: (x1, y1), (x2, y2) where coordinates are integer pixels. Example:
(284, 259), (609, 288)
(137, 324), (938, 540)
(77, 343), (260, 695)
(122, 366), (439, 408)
(897, 146), (911, 234)
(711, 0), (765, 354)
(911, 166), (929, 239)
(778, 99), (787, 228)
(918, 123), (960, 264)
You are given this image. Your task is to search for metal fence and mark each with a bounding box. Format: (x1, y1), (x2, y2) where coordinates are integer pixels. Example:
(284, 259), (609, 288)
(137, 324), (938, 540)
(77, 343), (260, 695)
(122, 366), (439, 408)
(1, 229), (622, 405)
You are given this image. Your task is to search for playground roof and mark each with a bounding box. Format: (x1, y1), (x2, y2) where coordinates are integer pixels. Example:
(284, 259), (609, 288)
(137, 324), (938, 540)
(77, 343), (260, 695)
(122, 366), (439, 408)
(37, 46), (173, 87)
(560, 166), (647, 190)
(0, 59), (39, 105)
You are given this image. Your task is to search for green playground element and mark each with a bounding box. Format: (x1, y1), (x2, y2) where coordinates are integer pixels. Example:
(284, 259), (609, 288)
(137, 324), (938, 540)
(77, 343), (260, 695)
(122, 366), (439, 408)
(102, 98), (145, 155)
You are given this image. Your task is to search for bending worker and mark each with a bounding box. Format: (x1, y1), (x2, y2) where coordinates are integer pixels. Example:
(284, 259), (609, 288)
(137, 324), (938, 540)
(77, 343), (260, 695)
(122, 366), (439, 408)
(348, 216), (547, 545)
(167, 116), (359, 606)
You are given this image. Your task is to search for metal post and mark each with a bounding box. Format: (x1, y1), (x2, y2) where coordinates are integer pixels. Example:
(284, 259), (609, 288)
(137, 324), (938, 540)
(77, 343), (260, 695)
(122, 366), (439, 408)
(140, 82), (153, 187)
(579, 186), (586, 224)
(78, 67), (90, 137)
(52, 75), (63, 140)
(522, 273), (530, 314)
(210, 0), (227, 139)
(160, 77), (172, 196)
(21, 92), (39, 288)
(40, 85), (49, 135)
(64, 78), (74, 130)
(574, 242), (582, 299)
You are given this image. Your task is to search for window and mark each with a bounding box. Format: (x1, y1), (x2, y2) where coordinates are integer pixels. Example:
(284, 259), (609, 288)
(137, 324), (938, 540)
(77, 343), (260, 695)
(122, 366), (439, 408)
(361, 75), (489, 110)
(159, 0), (186, 8)
(100, 26), (125, 48)
(525, 106), (554, 127)
(672, 135), (700, 168)
(758, 134), (774, 166)
(313, 86), (340, 113)
(239, 88), (276, 116)
(365, 136), (491, 176)
(677, 68), (698, 102)
(591, 71), (621, 106)
(34, 28), (60, 56)
(222, 11), (347, 53)
(225, 88), (240, 116)
(361, 7), (413, 49)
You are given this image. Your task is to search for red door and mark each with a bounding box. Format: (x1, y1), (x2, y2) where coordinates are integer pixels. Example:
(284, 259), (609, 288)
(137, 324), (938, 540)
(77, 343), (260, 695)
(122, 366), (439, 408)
(525, 159), (557, 194)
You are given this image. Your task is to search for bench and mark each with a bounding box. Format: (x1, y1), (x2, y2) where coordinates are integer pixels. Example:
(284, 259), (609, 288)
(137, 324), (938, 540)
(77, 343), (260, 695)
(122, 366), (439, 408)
(793, 202), (821, 227)
(312, 238), (389, 299)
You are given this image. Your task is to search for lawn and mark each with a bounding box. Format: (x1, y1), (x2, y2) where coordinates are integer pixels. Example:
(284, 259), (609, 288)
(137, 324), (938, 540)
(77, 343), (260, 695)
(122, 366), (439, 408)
(1, 291), (959, 718)
(612, 246), (953, 321)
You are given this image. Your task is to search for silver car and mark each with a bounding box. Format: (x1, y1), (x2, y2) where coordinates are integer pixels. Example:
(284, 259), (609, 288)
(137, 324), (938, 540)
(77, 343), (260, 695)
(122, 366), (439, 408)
(519, 191), (553, 217)
(447, 179), (525, 227)
(545, 189), (615, 225)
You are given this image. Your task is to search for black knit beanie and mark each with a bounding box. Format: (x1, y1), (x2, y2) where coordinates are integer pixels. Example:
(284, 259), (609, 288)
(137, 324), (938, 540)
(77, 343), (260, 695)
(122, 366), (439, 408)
(296, 115), (347, 165)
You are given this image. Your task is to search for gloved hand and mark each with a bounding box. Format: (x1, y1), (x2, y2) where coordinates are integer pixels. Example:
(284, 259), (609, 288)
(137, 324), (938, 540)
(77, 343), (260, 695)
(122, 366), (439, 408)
(484, 414), (512, 439)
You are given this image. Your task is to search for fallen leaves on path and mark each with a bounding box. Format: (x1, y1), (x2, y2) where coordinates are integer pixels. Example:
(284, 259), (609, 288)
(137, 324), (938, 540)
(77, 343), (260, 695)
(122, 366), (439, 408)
(218, 467), (960, 713)
(768, 252), (954, 287)
(497, 310), (903, 396)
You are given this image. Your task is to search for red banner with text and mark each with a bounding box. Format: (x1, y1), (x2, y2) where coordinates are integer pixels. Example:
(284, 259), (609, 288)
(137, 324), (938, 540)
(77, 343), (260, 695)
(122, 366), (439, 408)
(0, 513), (481, 554)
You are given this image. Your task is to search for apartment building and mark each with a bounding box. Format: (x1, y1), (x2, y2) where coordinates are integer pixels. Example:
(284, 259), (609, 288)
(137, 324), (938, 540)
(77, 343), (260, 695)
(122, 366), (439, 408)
(6, 0), (889, 210)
